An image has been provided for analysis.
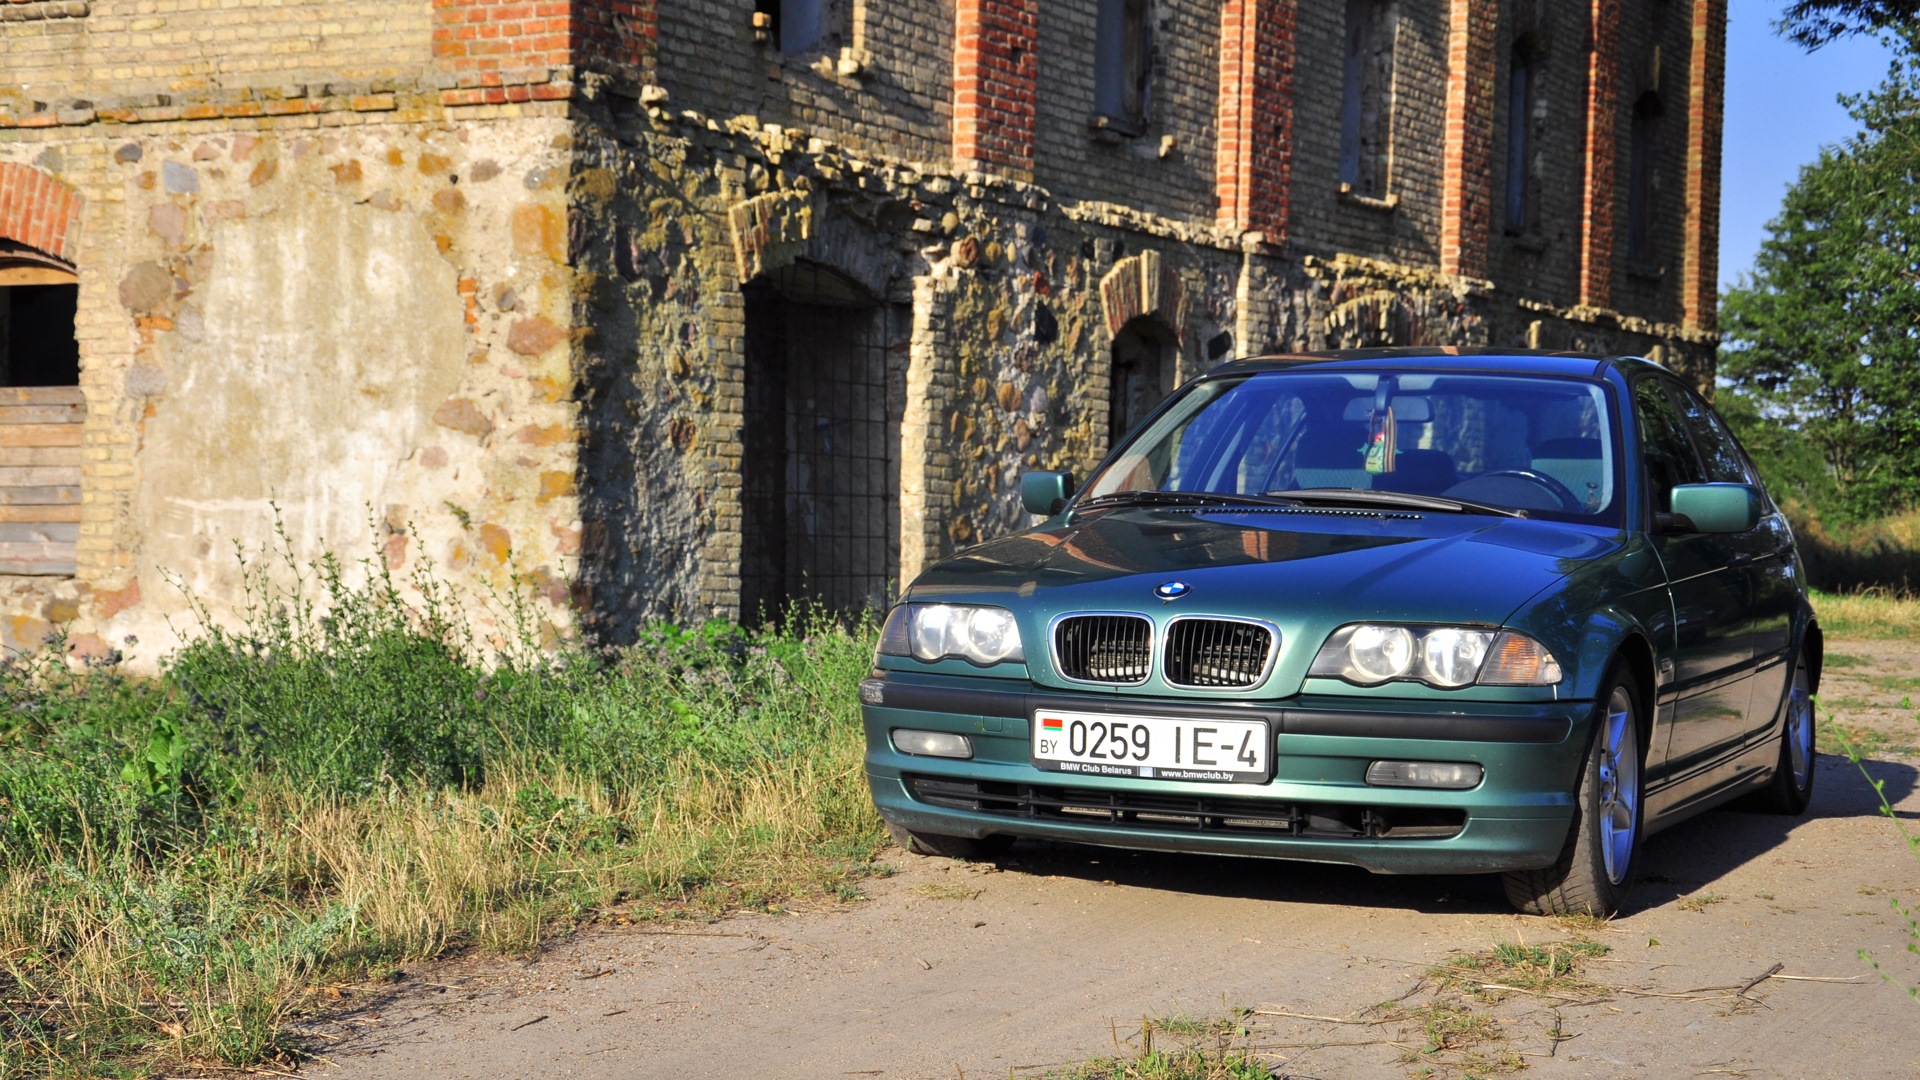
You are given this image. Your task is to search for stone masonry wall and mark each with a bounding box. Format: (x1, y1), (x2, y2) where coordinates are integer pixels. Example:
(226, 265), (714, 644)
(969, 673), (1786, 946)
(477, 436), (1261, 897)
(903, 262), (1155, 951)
(0, 108), (583, 660)
(2, 0), (1726, 654)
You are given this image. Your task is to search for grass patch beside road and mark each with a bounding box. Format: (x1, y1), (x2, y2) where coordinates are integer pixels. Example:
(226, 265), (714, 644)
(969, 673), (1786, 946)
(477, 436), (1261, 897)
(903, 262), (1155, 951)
(1812, 588), (1920, 640)
(0, 547), (885, 1076)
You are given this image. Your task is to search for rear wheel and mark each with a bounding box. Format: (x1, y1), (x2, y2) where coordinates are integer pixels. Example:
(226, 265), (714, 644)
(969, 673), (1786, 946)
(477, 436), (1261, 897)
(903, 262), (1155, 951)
(885, 821), (1013, 861)
(1750, 658), (1816, 815)
(1504, 665), (1645, 916)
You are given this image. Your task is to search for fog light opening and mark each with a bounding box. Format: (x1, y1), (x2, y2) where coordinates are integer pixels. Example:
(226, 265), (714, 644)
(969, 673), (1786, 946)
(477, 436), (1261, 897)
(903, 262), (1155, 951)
(891, 729), (974, 759)
(1365, 760), (1483, 790)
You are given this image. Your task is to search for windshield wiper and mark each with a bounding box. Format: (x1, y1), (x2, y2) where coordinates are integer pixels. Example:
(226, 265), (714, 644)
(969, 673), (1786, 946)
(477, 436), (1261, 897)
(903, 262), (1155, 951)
(1075, 490), (1304, 511)
(1261, 488), (1529, 519)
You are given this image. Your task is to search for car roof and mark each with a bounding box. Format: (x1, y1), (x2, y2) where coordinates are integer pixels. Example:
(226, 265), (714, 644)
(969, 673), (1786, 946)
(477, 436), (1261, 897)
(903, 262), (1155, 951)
(1214, 347), (1661, 381)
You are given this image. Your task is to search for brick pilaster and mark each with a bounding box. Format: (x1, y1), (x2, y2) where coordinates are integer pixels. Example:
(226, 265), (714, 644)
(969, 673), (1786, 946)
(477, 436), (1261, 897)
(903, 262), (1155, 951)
(1439, 0), (1497, 280)
(1215, 0), (1295, 246)
(953, 0), (1039, 181)
(1579, 0), (1620, 309)
(432, 0), (575, 77)
(1681, 0), (1726, 332)
(0, 163), (82, 263)
(574, 1), (658, 83)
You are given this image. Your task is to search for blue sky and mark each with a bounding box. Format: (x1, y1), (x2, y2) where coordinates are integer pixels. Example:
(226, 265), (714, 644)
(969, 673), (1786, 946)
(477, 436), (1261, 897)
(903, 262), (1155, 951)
(1719, 4), (1895, 288)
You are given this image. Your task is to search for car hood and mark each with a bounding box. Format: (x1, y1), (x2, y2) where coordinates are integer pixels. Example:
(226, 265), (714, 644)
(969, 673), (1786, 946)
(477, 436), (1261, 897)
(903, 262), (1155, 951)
(906, 505), (1625, 693)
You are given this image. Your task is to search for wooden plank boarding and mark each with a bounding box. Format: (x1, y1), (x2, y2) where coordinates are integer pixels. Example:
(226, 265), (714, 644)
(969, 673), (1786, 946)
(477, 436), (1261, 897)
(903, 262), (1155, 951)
(0, 504), (81, 523)
(0, 391), (85, 576)
(0, 467), (82, 487)
(0, 485), (80, 505)
(0, 387), (84, 406)
(0, 446), (82, 467)
(0, 403), (86, 425)
(0, 424), (84, 447)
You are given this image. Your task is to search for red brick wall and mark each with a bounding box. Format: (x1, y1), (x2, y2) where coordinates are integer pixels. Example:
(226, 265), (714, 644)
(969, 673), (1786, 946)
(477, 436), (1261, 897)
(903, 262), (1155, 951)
(1681, 0), (1726, 331)
(1579, 0), (1620, 309)
(1439, 0), (1496, 279)
(432, 0), (655, 97)
(432, 0), (572, 75)
(574, 0), (658, 83)
(1215, 0), (1295, 245)
(0, 163), (81, 263)
(953, 0), (1038, 179)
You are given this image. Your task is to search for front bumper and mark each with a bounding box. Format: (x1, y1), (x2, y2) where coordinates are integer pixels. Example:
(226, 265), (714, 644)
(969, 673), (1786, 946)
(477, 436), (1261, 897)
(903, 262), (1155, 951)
(862, 670), (1593, 875)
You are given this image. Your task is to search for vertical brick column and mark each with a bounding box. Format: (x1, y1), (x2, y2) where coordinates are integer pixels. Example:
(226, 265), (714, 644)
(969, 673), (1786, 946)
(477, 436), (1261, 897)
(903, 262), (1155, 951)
(1579, 0), (1621, 309)
(1439, 0), (1497, 279)
(574, 0), (659, 83)
(953, 0), (1039, 181)
(1680, 0), (1726, 332)
(0, 163), (82, 263)
(1215, 0), (1296, 246)
(432, 0), (575, 78)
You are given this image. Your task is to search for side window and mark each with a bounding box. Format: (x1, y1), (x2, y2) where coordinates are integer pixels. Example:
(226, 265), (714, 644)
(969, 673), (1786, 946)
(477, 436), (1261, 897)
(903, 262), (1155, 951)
(1665, 384), (1754, 486)
(1094, 0), (1153, 134)
(1632, 378), (1706, 514)
(1339, 0), (1396, 200)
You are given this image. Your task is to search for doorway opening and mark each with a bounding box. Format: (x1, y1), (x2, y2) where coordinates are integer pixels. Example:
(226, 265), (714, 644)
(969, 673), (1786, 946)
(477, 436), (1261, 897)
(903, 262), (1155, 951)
(1109, 316), (1178, 450)
(740, 262), (903, 621)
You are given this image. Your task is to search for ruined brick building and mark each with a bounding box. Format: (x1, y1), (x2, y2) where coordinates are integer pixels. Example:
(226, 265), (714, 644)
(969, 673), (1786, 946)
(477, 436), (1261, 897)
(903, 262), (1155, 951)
(0, 0), (1725, 657)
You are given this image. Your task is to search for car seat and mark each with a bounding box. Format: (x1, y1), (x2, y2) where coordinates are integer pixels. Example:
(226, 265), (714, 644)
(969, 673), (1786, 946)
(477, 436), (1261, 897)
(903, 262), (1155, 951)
(1528, 437), (1604, 508)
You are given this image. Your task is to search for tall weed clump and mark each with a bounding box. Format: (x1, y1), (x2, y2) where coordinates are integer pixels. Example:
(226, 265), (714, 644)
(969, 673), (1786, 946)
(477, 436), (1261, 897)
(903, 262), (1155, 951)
(0, 536), (885, 1076)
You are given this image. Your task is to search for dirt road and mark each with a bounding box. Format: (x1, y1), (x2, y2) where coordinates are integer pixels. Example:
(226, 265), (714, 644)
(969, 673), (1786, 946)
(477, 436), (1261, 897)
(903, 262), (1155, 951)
(310, 641), (1920, 1079)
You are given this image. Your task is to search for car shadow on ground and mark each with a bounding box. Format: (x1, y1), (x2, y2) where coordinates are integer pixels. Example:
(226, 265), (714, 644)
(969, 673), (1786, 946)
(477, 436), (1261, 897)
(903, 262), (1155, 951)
(983, 752), (1917, 918)
(1632, 751), (1917, 909)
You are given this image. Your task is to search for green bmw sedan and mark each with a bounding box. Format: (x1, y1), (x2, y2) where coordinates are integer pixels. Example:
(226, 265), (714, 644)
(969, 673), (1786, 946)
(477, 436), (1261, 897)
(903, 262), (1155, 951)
(860, 349), (1820, 916)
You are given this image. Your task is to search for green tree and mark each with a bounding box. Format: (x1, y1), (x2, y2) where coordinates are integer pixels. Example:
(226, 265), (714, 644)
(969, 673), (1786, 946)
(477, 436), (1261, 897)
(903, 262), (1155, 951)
(1719, 29), (1920, 518)
(1778, 1), (1920, 49)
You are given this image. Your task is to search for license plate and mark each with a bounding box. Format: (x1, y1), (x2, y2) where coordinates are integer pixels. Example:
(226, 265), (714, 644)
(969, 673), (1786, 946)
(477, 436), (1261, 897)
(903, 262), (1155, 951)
(1031, 709), (1271, 784)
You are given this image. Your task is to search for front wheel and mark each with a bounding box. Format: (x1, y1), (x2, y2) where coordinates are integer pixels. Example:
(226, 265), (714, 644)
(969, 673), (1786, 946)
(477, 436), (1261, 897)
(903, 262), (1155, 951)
(1504, 665), (1645, 916)
(1750, 657), (1816, 815)
(885, 820), (1012, 861)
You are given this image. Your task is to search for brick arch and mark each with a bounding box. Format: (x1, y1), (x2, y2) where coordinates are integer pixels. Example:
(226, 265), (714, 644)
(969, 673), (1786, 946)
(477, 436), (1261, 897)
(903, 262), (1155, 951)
(0, 163), (82, 265)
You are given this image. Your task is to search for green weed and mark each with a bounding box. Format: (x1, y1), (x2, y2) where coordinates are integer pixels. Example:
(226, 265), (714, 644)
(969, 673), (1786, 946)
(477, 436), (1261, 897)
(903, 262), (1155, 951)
(0, 530), (888, 1076)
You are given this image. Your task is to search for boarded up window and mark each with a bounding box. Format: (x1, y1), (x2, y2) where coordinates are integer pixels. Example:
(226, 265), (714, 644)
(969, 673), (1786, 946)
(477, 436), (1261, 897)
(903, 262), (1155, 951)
(1627, 91), (1662, 264)
(0, 265), (83, 577)
(1094, 0), (1153, 134)
(740, 263), (903, 621)
(1109, 317), (1177, 450)
(757, 0), (847, 54)
(1339, 0), (1396, 200)
(1504, 38), (1538, 233)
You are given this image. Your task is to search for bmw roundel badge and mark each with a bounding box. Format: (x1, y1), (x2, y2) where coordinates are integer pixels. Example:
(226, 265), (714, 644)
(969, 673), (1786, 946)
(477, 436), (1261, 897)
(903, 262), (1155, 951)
(1154, 581), (1191, 602)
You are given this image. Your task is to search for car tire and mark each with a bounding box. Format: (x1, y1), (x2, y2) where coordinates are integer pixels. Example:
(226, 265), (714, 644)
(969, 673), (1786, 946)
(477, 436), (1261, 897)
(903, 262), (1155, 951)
(1504, 663), (1645, 917)
(1749, 657), (1817, 815)
(885, 820), (1013, 861)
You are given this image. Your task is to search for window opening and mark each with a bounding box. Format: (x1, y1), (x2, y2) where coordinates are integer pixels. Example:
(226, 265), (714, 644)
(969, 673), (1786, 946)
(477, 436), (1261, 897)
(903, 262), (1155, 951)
(740, 262), (901, 622)
(1503, 37), (1536, 233)
(1339, 0), (1396, 199)
(1094, 0), (1153, 134)
(0, 246), (83, 577)
(1109, 317), (1177, 453)
(758, 0), (845, 55)
(1627, 91), (1662, 264)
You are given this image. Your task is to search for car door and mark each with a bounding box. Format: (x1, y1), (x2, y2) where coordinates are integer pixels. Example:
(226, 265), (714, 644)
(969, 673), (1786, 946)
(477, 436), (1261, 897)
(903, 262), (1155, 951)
(1633, 376), (1755, 778)
(1666, 381), (1798, 748)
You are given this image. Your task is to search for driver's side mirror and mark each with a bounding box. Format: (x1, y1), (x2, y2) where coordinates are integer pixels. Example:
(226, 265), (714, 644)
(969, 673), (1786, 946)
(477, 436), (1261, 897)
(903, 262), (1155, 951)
(1021, 471), (1076, 516)
(1666, 483), (1762, 534)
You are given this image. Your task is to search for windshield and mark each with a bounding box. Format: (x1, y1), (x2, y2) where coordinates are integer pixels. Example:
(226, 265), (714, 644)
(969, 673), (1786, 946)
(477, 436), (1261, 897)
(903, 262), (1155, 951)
(1081, 370), (1621, 524)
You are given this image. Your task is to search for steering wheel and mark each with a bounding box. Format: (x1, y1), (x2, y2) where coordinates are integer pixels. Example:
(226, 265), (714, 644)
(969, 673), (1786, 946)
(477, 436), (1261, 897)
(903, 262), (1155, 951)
(1448, 469), (1583, 513)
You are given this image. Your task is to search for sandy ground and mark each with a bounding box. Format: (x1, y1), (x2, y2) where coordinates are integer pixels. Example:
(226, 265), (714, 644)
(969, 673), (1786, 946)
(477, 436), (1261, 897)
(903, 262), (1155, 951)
(303, 639), (1920, 1080)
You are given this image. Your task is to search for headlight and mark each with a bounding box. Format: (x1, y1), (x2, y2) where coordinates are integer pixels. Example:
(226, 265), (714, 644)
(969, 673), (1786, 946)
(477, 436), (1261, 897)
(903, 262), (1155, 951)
(1310, 625), (1560, 688)
(876, 603), (1025, 666)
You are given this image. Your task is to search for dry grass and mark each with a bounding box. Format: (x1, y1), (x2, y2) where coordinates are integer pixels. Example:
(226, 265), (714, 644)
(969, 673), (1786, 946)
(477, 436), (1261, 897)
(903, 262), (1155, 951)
(1812, 588), (1920, 640)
